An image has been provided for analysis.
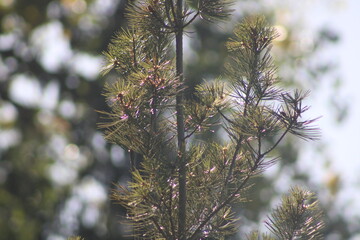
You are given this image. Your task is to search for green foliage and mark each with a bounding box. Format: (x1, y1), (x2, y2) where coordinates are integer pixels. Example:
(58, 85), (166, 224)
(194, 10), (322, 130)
(98, 60), (179, 154)
(126, 0), (177, 34)
(226, 17), (281, 102)
(247, 231), (275, 240)
(101, 28), (172, 77)
(99, 1), (324, 239)
(188, 0), (234, 22)
(265, 187), (324, 240)
(68, 237), (85, 240)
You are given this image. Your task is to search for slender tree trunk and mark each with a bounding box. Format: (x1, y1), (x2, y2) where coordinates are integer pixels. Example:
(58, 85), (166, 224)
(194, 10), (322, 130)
(175, 0), (186, 239)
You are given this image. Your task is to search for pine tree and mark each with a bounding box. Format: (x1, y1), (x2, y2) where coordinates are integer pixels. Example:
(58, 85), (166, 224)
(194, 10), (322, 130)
(98, 1), (324, 239)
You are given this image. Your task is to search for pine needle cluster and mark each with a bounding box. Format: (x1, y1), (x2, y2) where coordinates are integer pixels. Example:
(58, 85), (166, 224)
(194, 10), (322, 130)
(265, 187), (324, 240)
(98, 1), (324, 239)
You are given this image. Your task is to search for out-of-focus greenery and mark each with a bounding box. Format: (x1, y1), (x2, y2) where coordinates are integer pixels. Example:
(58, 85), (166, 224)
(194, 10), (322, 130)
(0, 0), (353, 240)
(1, 0), (130, 239)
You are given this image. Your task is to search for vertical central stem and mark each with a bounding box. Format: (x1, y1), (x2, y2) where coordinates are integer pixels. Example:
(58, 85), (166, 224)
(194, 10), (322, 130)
(175, 0), (186, 239)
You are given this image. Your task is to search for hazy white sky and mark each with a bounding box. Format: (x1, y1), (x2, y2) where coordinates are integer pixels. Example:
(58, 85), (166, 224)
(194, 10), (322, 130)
(295, 0), (360, 223)
(308, 0), (360, 181)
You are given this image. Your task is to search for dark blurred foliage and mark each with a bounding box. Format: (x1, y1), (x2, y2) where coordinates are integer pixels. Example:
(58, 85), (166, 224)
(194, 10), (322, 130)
(0, 0), (355, 240)
(0, 0), (131, 239)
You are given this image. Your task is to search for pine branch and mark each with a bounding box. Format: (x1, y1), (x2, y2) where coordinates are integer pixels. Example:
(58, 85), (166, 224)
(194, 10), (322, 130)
(221, 17), (281, 188)
(195, 0), (233, 22)
(247, 231), (276, 240)
(101, 29), (141, 76)
(100, 4), (323, 239)
(265, 186), (325, 240)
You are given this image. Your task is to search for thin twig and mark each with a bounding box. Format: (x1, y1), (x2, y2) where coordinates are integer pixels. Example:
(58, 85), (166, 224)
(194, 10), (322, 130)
(262, 125), (291, 156)
(184, 126), (199, 140)
(217, 108), (235, 125)
(183, 11), (200, 28)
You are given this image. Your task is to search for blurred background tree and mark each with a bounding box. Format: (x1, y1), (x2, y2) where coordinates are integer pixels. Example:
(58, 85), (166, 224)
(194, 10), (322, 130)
(0, 0), (355, 240)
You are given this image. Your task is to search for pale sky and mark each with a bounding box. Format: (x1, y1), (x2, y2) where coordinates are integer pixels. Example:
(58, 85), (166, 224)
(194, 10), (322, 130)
(308, 0), (360, 185)
(297, 0), (360, 224)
